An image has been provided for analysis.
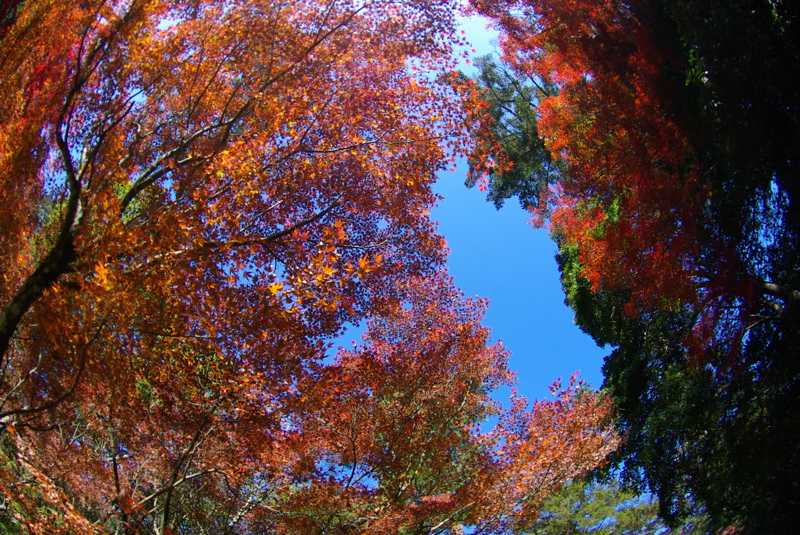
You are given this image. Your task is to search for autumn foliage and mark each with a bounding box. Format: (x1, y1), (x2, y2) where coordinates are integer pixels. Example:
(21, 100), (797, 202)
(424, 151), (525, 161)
(470, 0), (800, 530)
(471, 0), (800, 363)
(471, 0), (707, 310)
(0, 0), (618, 532)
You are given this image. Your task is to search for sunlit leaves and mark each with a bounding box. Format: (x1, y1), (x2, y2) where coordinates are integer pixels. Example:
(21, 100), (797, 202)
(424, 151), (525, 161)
(0, 0), (618, 532)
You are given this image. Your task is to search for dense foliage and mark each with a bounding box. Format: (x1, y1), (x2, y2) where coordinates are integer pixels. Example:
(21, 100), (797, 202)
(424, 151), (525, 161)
(526, 478), (709, 535)
(469, 0), (800, 532)
(0, 0), (622, 532)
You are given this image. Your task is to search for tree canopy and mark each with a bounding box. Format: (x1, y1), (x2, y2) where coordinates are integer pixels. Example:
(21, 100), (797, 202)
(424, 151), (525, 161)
(468, 0), (800, 532)
(525, 477), (709, 535)
(0, 0), (620, 533)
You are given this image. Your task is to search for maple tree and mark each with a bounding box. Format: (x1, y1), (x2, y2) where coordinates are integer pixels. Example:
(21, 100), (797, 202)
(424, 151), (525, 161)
(0, 0), (619, 532)
(470, 0), (800, 345)
(468, 0), (800, 532)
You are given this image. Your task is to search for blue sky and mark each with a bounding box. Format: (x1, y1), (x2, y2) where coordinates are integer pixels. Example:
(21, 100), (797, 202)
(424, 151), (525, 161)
(432, 165), (608, 403)
(431, 15), (609, 403)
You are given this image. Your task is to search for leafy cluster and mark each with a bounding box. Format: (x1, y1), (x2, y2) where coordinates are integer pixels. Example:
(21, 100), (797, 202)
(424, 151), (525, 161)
(527, 478), (709, 535)
(465, 55), (562, 212)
